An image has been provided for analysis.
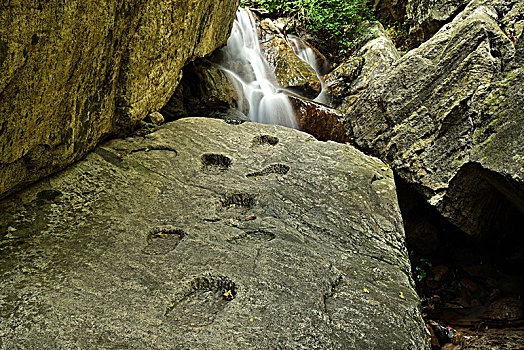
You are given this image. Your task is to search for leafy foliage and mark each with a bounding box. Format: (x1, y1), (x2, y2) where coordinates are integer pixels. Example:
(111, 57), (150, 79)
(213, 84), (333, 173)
(242, 0), (373, 61)
(384, 17), (415, 52)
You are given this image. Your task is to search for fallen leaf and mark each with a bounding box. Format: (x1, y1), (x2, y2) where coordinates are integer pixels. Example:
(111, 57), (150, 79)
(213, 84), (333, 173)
(245, 215), (257, 221)
(224, 289), (234, 300)
(363, 288), (370, 294)
(399, 291), (405, 299)
(204, 218), (221, 222)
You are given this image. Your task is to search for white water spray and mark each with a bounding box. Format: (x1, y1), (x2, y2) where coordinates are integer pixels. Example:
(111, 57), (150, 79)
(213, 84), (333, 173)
(218, 9), (298, 128)
(288, 35), (329, 105)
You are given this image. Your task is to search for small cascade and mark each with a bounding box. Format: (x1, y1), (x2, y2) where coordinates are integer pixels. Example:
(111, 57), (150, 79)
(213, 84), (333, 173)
(217, 9), (297, 129)
(288, 35), (330, 105)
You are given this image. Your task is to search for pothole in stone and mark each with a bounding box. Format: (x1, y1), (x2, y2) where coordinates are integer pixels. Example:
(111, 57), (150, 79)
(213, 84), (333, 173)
(246, 164), (290, 178)
(36, 189), (63, 204)
(221, 193), (256, 209)
(228, 229), (276, 243)
(142, 227), (185, 255)
(165, 275), (236, 328)
(201, 153), (232, 173)
(252, 135), (279, 147)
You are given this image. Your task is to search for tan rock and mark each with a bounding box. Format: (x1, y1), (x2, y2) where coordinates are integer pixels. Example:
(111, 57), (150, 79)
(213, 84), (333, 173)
(0, 0), (240, 198)
(259, 19), (321, 99)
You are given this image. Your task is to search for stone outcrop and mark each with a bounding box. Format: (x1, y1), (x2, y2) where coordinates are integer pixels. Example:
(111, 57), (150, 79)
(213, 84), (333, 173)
(288, 95), (349, 143)
(260, 18), (322, 99)
(0, 118), (429, 349)
(371, 0), (487, 45)
(0, 0), (239, 199)
(344, 0), (524, 236)
(370, 0), (407, 23)
(325, 22), (400, 111)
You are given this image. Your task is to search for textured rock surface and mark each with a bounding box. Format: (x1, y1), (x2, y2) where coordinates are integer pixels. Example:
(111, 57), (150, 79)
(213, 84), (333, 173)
(325, 22), (400, 111)
(288, 95), (349, 143)
(260, 18), (322, 99)
(0, 0), (239, 199)
(371, 0), (485, 45)
(344, 0), (524, 235)
(0, 118), (429, 349)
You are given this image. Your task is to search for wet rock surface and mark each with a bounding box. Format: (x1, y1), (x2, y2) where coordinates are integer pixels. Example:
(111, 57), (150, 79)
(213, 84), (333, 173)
(0, 0), (239, 199)
(260, 18), (322, 99)
(0, 118), (429, 349)
(288, 95), (349, 143)
(344, 0), (524, 237)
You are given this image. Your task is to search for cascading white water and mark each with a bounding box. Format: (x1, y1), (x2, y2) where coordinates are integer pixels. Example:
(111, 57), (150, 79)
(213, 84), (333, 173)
(218, 9), (298, 129)
(288, 36), (329, 105)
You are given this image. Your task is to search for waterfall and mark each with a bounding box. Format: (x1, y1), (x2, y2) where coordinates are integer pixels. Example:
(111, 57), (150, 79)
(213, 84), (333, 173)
(217, 9), (297, 129)
(288, 35), (329, 105)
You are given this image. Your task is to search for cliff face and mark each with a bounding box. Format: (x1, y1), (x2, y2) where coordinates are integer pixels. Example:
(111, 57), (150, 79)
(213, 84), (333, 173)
(0, 0), (239, 199)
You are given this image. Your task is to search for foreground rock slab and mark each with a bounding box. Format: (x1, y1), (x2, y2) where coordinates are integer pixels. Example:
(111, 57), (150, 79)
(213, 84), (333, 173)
(0, 118), (428, 349)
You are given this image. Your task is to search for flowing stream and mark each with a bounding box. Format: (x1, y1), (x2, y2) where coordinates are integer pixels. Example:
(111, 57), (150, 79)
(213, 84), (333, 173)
(218, 9), (297, 128)
(288, 35), (329, 105)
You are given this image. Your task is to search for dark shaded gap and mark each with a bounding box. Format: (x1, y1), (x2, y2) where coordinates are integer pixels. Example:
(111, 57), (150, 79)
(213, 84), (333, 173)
(394, 173), (524, 347)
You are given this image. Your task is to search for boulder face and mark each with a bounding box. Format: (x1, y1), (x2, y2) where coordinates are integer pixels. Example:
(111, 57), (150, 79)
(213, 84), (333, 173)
(344, 0), (524, 236)
(406, 0), (470, 43)
(288, 95), (349, 143)
(0, 117), (429, 349)
(324, 22), (400, 111)
(260, 18), (322, 99)
(370, 0), (407, 23)
(0, 0), (239, 199)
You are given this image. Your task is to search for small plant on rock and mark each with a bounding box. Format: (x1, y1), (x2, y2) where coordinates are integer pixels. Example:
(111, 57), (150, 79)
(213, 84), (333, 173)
(242, 0), (374, 62)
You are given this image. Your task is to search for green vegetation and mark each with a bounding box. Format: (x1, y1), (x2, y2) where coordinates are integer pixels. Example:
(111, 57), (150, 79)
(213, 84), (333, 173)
(242, 0), (373, 61)
(384, 17), (415, 52)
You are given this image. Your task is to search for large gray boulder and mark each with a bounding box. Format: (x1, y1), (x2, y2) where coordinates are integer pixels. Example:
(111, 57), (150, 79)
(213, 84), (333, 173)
(0, 0), (239, 199)
(344, 0), (524, 236)
(371, 0), (523, 45)
(325, 22), (400, 111)
(0, 118), (429, 349)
